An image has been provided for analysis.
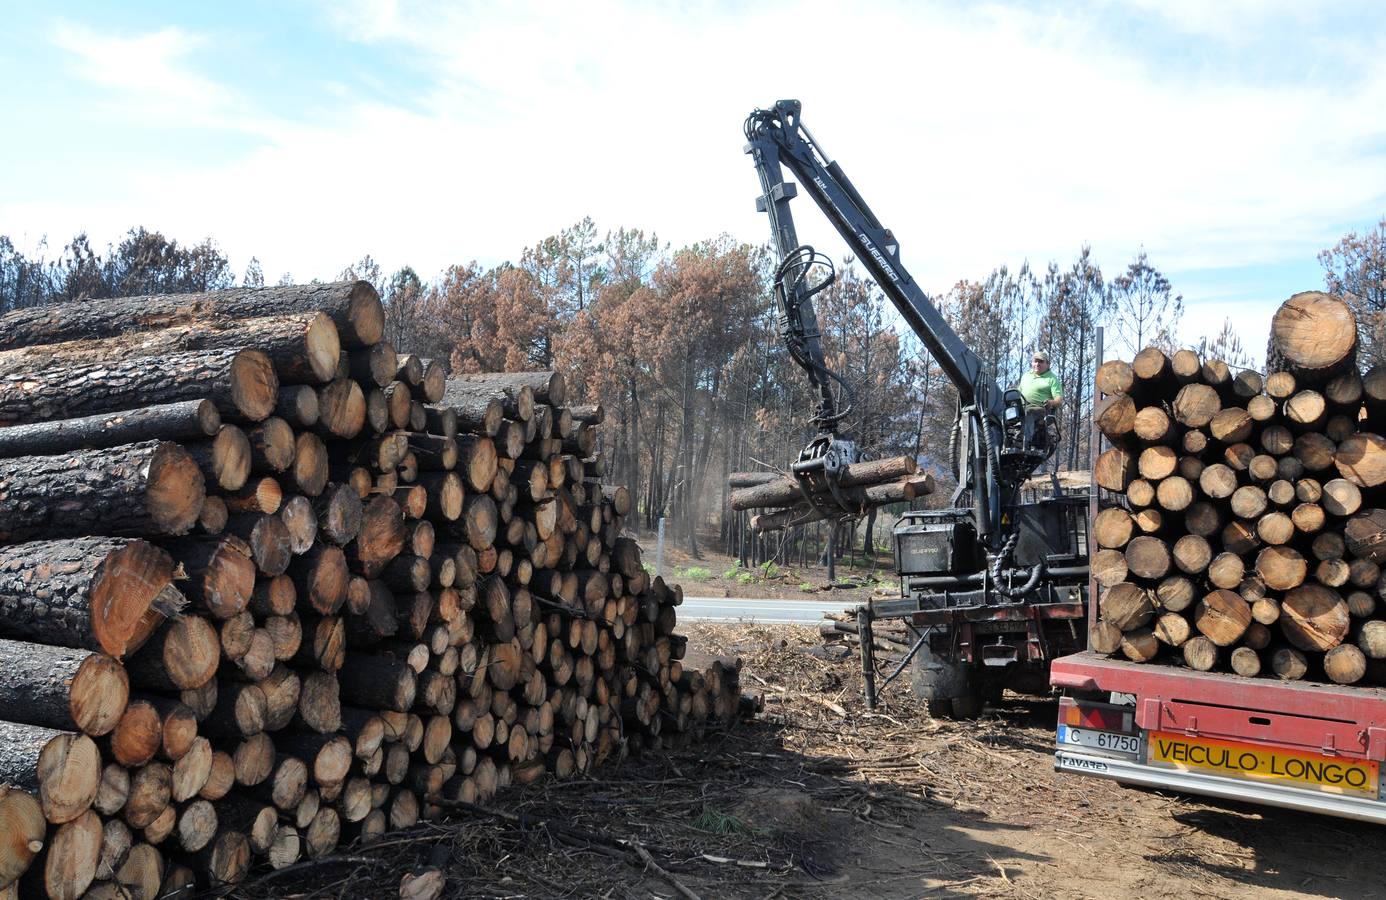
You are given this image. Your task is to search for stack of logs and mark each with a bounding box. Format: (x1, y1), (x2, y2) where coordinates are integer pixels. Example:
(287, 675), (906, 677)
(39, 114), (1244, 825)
(0, 282), (746, 899)
(1092, 290), (1386, 687)
(730, 457), (935, 531)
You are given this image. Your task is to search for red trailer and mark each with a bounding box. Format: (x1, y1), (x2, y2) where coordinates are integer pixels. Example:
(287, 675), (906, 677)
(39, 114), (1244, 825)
(1050, 651), (1386, 823)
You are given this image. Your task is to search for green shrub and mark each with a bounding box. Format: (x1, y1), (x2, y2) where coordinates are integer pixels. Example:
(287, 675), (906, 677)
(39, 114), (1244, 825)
(675, 565), (711, 582)
(736, 572), (756, 585)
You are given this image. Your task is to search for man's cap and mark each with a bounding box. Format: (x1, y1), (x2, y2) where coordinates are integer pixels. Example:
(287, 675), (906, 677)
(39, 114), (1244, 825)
(1033, 350), (1049, 363)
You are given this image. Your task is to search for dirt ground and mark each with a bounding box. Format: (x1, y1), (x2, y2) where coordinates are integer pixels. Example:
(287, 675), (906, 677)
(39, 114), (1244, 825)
(236, 623), (1386, 900)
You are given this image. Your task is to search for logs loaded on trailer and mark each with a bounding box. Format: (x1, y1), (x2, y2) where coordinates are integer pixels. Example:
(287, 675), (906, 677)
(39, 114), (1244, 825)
(729, 456), (937, 531)
(0, 281), (750, 898)
(1092, 289), (1386, 687)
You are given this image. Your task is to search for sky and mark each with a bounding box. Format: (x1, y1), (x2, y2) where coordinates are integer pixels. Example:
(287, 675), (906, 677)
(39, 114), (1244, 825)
(2, 1), (1385, 365)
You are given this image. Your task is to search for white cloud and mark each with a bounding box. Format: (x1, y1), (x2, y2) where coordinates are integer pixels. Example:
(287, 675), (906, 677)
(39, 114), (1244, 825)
(52, 22), (232, 111)
(8, 3), (1386, 362)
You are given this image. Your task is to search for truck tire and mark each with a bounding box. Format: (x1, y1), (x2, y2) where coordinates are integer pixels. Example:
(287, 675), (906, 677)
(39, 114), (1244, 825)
(910, 642), (980, 718)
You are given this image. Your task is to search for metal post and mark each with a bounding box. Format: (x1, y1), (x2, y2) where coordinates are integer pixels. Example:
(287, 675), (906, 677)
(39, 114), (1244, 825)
(827, 522), (838, 584)
(858, 604), (878, 709)
(655, 517), (666, 579)
(1087, 327), (1103, 636)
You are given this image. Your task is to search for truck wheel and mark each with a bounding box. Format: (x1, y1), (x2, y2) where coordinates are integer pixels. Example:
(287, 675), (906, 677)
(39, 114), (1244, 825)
(911, 641), (977, 718)
(949, 686), (985, 719)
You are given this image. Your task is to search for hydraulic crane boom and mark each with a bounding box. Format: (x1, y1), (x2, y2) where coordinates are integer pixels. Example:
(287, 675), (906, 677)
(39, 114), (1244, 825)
(744, 99), (1041, 546)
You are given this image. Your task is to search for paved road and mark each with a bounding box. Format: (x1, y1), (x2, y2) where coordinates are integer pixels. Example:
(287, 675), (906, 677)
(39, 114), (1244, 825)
(679, 596), (849, 624)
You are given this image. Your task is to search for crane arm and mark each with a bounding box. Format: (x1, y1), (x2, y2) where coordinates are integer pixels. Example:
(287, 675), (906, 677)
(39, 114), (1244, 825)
(743, 100), (1006, 422)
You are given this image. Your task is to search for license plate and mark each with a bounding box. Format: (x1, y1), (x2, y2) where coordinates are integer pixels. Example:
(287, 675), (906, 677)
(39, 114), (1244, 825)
(1148, 731), (1380, 798)
(1058, 726), (1140, 756)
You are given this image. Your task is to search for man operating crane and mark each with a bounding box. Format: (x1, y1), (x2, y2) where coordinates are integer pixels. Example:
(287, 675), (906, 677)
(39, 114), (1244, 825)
(1018, 350), (1063, 412)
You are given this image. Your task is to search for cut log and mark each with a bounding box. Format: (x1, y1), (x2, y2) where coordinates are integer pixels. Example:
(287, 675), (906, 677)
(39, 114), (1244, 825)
(1324, 643), (1367, 684)
(0, 537), (179, 658)
(1172, 384), (1220, 427)
(1100, 583), (1153, 630)
(0, 348), (277, 424)
(1124, 536), (1169, 580)
(0, 312), (339, 388)
(1267, 290), (1357, 380)
(0, 441), (203, 541)
(1096, 360), (1134, 396)
(443, 380), (533, 423)
(728, 456), (917, 510)
(0, 640), (127, 737)
(187, 425), (251, 493)
(1230, 647), (1261, 678)
(316, 379), (367, 440)
(453, 371), (565, 408)
(1195, 590), (1251, 646)
(1280, 583), (1349, 651)
(0, 281), (382, 350)
(0, 400), (219, 460)
(1345, 508), (1386, 563)
(1256, 545), (1307, 591)
(1335, 432), (1386, 488)
(163, 536), (256, 621)
(44, 808), (102, 900)
(0, 784), (45, 889)
(1182, 636), (1217, 671)
(125, 615), (220, 692)
(1096, 395), (1136, 441)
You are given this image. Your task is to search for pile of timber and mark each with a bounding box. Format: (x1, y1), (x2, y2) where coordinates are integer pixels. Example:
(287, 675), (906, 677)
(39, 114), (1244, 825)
(0, 282), (747, 898)
(730, 457), (935, 531)
(1092, 290), (1386, 686)
(818, 611), (912, 666)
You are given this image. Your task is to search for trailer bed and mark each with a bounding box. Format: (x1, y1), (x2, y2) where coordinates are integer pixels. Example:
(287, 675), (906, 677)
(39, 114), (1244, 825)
(1050, 651), (1386, 823)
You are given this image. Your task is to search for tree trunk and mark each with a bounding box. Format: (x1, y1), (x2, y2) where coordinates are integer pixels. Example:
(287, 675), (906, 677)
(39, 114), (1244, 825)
(0, 349), (277, 425)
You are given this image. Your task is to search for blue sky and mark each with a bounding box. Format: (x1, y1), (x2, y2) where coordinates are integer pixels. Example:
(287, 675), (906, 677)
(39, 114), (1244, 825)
(2, 1), (1385, 363)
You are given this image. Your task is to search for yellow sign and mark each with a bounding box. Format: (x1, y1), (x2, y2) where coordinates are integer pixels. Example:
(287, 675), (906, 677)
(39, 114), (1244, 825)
(1148, 732), (1379, 798)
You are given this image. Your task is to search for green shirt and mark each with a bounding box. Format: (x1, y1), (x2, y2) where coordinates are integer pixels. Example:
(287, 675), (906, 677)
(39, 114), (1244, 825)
(1018, 369), (1063, 408)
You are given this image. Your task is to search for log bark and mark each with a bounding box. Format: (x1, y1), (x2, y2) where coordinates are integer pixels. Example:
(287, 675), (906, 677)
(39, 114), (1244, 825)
(443, 380), (533, 423)
(452, 371), (565, 408)
(730, 456), (919, 510)
(0, 537), (180, 657)
(0, 312), (339, 386)
(0, 640), (128, 736)
(0, 399), (219, 461)
(0, 281), (381, 349)
(0, 348), (277, 425)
